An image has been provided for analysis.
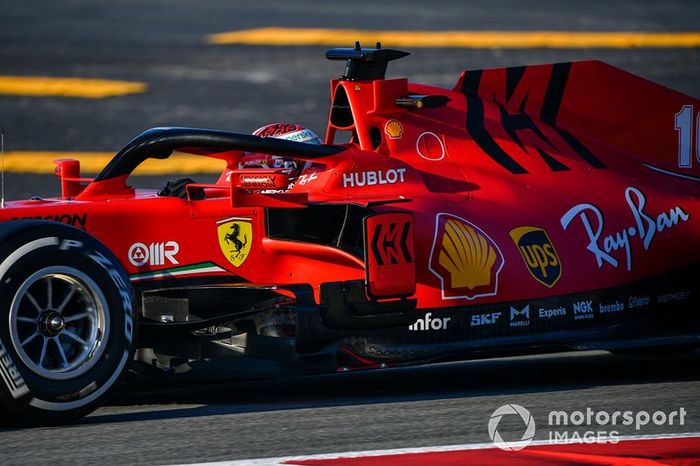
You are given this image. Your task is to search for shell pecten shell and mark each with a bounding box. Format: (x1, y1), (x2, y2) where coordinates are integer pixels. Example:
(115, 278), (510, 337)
(438, 219), (497, 289)
(384, 119), (403, 139)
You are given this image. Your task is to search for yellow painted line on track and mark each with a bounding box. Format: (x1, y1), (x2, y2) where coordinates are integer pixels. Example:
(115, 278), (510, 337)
(0, 76), (146, 98)
(3, 152), (225, 175)
(208, 28), (700, 48)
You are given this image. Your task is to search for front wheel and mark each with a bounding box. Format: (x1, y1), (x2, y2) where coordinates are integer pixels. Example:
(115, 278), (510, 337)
(0, 221), (135, 426)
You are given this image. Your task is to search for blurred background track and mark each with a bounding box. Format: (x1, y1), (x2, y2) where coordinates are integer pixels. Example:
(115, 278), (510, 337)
(0, 0), (699, 197)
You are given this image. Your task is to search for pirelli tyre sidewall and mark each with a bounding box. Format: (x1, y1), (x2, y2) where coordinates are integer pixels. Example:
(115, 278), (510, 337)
(0, 221), (135, 426)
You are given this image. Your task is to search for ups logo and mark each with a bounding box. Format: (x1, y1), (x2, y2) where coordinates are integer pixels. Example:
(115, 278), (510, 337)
(509, 226), (561, 288)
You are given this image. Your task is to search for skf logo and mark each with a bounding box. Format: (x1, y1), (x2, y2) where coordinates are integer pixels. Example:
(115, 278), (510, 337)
(509, 305), (531, 328)
(471, 312), (502, 327)
(509, 226), (562, 288)
(429, 213), (504, 300)
(129, 241), (179, 267)
(217, 218), (252, 267)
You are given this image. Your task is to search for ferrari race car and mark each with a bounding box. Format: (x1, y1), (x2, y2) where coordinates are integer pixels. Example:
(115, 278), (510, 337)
(0, 44), (698, 426)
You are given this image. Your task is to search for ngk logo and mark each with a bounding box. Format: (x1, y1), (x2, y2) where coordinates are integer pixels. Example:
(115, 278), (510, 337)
(573, 300), (593, 314)
(129, 241), (180, 267)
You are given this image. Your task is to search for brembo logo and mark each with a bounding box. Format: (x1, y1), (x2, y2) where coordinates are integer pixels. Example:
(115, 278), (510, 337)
(129, 241), (180, 267)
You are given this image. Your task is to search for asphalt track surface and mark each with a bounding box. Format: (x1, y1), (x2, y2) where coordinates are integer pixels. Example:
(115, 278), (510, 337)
(1, 351), (699, 465)
(0, 1), (699, 464)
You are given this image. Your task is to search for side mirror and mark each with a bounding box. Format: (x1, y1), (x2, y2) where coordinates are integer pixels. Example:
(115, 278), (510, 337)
(53, 159), (91, 198)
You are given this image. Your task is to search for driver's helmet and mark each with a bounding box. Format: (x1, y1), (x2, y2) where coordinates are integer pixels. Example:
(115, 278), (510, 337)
(238, 123), (322, 180)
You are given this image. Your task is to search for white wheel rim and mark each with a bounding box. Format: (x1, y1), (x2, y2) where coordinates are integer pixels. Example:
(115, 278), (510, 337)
(9, 266), (110, 380)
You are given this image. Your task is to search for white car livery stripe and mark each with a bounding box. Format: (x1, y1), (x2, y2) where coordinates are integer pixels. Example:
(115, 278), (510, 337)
(130, 262), (227, 282)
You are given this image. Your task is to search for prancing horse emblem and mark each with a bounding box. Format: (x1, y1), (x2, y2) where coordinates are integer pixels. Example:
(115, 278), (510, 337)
(217, 218), (252, 267)
(225, 223), (248, 258)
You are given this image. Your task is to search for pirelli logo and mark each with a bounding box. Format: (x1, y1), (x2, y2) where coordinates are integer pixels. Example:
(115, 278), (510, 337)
(0, 338), (29, 399)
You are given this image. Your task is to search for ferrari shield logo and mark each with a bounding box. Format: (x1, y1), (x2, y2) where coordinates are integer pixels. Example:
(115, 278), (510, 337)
(509, 226), (561, 288)
(217, 218), (252, 267)
(428, 213), (504, 300)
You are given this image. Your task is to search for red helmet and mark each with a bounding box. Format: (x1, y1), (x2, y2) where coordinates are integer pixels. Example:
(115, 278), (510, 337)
(238, 123), (321, 178)
(252, 123), (322, 143)
(218, 123), (322, 185)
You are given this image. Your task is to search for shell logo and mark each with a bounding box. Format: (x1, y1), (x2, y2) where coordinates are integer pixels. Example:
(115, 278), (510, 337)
(384, 119), (403, 139)
(429, 213), (505, 300)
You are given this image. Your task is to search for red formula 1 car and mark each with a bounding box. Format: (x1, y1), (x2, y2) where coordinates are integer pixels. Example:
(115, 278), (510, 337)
(0, 45), (698, 426)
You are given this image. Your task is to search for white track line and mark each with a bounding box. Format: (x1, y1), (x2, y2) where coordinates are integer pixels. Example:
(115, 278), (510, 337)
(170, 432), (700, 466)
